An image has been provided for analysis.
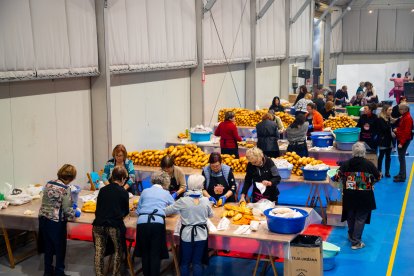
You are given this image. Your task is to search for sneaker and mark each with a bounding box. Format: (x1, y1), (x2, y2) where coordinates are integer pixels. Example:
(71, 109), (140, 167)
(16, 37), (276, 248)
(385, 173), (391, 178)
(394, 177), (406, 183)
(351, 242), (365, 250)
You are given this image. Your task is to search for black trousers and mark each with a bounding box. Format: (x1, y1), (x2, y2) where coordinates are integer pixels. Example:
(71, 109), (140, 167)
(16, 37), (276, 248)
(135, 223), (168, 276)
(378, 148), (391, 174)
(221, 148), (239, 159)
(397, 141), (410, 179)
(39, 217), (67, 276)
(287, 143), (308, 157)
(346, 209), (370, 246)
(263, 150), (280, 158)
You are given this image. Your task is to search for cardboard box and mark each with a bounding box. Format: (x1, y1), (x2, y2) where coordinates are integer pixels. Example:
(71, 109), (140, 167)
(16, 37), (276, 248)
(327, 202), (347, 227)
(284, 235), (323, 276)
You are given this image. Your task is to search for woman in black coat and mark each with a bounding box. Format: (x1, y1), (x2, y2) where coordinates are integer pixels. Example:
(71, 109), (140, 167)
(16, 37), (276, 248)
(357, 104), (379, 152)
(334, 142), (381, 249)
(256, 113), (280, 158)
(377, 105), (393, 177)
(269, 96), (285, 113)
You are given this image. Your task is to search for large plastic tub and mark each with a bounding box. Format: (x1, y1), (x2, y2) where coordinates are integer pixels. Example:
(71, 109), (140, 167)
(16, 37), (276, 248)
(303, 168), (329, 181)
(190, 132), (212, 142)
(277, 167), (292, 179)
(333, 127), (360, 143)
(311, 135), (334, 147)
(346, 106), (362, 116)
(310, 131), (333, 137)
(263, 208), (309, 234)
(336, 141), (354, 151)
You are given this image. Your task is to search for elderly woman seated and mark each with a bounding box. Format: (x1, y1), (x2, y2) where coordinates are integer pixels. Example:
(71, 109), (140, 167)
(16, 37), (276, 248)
(165, 175), (213, 276)
(333, 142), (381, 250)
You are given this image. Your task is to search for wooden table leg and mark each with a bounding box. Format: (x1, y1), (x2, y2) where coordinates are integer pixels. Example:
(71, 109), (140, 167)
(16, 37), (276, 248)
(314, 187), (326, 223)
(1, 227), (15, 268)
(306, 184), (316, 206)
(266, 245), (278, 276)
(253, 244), (263, 275)
(171, 242), (180, 276)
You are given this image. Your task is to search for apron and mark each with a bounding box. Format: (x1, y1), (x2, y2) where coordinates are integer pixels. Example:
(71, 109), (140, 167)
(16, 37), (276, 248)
(168, 177), (182, 200)
(134, 209), (169, 259)
(179, 223), (209, 265)
(207, 175), (235, 203)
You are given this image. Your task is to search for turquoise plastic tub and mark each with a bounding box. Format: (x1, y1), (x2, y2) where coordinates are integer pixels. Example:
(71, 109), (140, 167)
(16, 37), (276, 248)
(190, 132), (212, 142)
(333, 127), (360, 143)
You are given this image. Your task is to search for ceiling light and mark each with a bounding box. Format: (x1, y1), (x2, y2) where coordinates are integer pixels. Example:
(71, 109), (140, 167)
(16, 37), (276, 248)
(368, 10), (373, 14)
(411, 9), (414, 12)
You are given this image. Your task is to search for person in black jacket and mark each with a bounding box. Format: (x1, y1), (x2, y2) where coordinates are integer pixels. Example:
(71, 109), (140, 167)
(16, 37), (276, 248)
(377, 105), (393, 177)
(333, 142), (381, 249)
(293, 85), (308, 106)
(93, 166), (130, 276)
(357, 104), (379, 152)
(239, 147), (281, 203)
(313, 93), (325, 114)
(321, 101), (336, 120)
(269, 96), (285, 113)
(256, 113), (280, 158)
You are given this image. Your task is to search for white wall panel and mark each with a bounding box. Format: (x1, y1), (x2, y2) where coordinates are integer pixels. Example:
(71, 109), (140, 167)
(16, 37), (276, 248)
(203, 64), (246, 126)
(204, 0), (251, 65)
(107, 0), (129, 71)
(10, 81), (58, 187)
(30, 0), (71, 76)
(0, 79), (92, 189)
(330, 9), (342, 53)
(396, 9), (414, 52)
(256, 61), (281, 108)
(0, 0), (35, 79)
(55, 78), (92, 187)
(377, 9), (396, 52)
(289, 0), (311, 58)
(111, 71), (191, 151)
(359, 9), (378, 52)
(342, 10), (360, 52)
(0, 84), (14, 188)
(256, 0), (286, 60)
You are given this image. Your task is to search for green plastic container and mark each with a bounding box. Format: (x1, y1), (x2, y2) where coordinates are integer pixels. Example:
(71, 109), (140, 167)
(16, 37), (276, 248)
(346, 106), (361, 116)
(0, 193), (4, 200)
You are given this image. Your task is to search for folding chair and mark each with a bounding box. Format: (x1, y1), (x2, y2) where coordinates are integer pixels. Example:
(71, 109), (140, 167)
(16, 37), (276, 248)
(87, 171), (101, 191)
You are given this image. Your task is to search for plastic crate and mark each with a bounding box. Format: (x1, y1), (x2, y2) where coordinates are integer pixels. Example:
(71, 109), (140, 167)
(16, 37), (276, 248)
(336, 141), (354, 151)
(302, 168), (329, 181)
(190, 132), (212, 142)
(278, 167), (292, 179)
(263, 208), (309, 234)
(333, 127), (360, 143)
(311, 136), (334, 147)
(346, 106), (362, 116)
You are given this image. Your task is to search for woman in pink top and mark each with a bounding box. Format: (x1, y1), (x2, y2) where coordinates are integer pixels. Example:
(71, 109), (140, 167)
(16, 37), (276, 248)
(389, 73), (409, 104)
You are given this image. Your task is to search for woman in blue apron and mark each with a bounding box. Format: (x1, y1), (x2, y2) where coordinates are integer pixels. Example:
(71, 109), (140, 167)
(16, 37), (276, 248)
(161, 155), (187, 200)
(165, 174), (213, 276)
(134, 171), (174, 276)
(202, 152), (237, 205)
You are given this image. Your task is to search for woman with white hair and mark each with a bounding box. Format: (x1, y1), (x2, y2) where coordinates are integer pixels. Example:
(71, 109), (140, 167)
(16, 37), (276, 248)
(239, 147), (281, 203)
(165, 174), (213, 276)
(134, 171), (174, 276)
(333, 142), (381, 250)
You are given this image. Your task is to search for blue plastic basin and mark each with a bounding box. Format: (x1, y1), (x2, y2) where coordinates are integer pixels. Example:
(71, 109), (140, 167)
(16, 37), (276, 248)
(302, 168), (329, 181)
(311, 136), (334, 147)
(190, 132), (212, 142)
(336, 141), (354, 151)
(263, 208), (309, 234)
(278, 167), (292, 179)
(310, 131), (333, 137)
(333, 127), (360, 143)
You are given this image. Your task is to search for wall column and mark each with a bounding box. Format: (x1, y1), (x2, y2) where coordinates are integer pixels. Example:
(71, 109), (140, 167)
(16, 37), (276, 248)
(245, 0), (257, 110)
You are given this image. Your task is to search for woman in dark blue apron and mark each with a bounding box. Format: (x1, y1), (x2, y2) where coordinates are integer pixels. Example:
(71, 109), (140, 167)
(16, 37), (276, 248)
(202, 152), (237, 205)
(134, 171), (174, 276)
(161, 155), (187, 200)
(165, 174), (213, 276)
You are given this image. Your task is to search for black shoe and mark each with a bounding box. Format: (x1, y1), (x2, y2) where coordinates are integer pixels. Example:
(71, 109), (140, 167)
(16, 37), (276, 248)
(394, 175), (401, 179)
(385, 173), (391, 178)
(394, 177), (406, 183)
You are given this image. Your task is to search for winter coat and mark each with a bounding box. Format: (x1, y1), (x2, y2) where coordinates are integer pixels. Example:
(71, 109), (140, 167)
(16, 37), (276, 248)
(256, 119), (280, 152)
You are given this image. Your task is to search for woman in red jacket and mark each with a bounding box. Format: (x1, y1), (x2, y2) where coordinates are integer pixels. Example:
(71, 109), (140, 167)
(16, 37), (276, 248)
(215, 111), (242, 158)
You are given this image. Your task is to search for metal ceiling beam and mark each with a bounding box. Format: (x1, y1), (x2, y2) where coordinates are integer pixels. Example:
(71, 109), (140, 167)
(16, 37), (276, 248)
(360, 0), (374, 9)
(314, 0), (340, 27)
(257, 0), (275, 21)
(290, 0), (311, 24)
(331, 0), (356, 29)
(203, 0), (217, 14)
